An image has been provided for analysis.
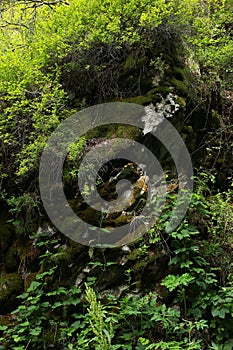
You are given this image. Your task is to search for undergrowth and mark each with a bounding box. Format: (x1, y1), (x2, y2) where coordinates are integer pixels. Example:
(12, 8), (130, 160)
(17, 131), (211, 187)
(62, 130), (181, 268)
(0, 174), (232, 349)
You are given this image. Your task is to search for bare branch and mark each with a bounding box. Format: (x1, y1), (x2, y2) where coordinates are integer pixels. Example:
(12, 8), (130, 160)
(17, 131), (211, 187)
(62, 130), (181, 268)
(0, 0), (68, 30)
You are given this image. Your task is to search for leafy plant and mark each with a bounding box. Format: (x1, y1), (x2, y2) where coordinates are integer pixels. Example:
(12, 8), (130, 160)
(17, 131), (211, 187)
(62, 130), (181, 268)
(85, 283), (113, 350)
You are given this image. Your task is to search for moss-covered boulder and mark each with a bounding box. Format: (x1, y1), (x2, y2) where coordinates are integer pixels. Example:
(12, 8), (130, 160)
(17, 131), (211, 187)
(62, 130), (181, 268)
(0, 222), (15, 253)
(0, 273), (23, 314)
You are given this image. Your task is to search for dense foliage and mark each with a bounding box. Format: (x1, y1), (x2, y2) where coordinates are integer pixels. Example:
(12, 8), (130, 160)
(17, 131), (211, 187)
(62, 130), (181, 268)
(0, 0), (232, 349)
(0, 0), (232, 182)
(0, 181), (233, 349)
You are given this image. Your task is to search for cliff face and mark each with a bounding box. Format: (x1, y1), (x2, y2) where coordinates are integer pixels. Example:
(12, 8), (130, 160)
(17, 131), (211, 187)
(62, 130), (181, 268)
(0, 47), (231, 313)
(0, 2), (233, 347)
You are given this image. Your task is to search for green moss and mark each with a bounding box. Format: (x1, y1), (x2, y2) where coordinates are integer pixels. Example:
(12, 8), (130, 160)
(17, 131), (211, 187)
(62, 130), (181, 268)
(113, 214), (131, 227)
(133, 259), (148, 273)
(0, 318), (8, 326)
(114, 85), (174, 106)
(128, 247), (147, 261)
(115, 95), (153, 105)
(173, 66), (186, 81)
(4, 245), (19, 273)
(0, 222), (14, 252)
(0, 273), (22, 298)
(163, 54), (175, 68)
(146, 86), (172, 97)
(176, 96), (186, 109)
(207, 109), (221, 129)
(85, 123), (140, 139)
(115, 87), (172, 105)
(0, 273), (23, 313)
(170, 77), (188, 97)
(137, 56), (148, 67)
(183, 125), (193, 134)
(105, 124), (140, 139)
(42, 329), (59, 346)
(56, 241), (84, 264)
(123, 54), (136, 71)
(123, 55), (148, 72)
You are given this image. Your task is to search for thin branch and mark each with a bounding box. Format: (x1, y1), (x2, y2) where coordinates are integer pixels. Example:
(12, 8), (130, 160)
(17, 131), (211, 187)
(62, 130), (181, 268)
(0, 20), (29, 28)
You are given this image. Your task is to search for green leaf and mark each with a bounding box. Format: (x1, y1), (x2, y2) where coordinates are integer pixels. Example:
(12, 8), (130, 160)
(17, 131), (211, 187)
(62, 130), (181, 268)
(47, 287), (67, 296)
(223, 339), (233, 350)
(30, 327), (42, 336)
(63, 297), (80, 306)
(27, 281), (41, 292)
(52, 301), (63, 309)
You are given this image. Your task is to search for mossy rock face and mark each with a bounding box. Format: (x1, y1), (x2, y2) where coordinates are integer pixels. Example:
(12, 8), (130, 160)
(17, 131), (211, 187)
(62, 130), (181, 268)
(89, 264), (125, 291)
(115, 213), (133, 226)
(141, 252), (170, 289)
(114, 95), (154, 106)
(4, 245), (20, 273)
(0, 222), (15, 252)
(182, 125), (193, 134)
(56, 241), (85, 267)
(0, 273), (23, 313)
(114, 86), (173, 106)
(78, 207), (102, 226)
(128, 247), (148, 261)
(105, 124), (140, 139)
(24, 272), (38, 291)
(0, 314), (12, 326)
(173, 66), (188, 81)
(120, 246), (171, 290)
(49, 242), (89, 288)
(163, 54), (175, 68)
(76, 124), (140, 146)
(146, 86), (173, 97)
(123, 54), (136, 71)
(206, 109), (221, 129)
(170, 77), (188, 97)
(188, 106), (209, 131)
(176, 96), (186, 109)
(154, 283), (171, 301)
